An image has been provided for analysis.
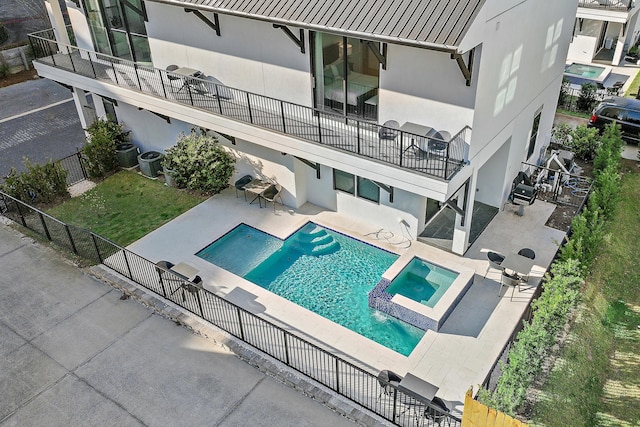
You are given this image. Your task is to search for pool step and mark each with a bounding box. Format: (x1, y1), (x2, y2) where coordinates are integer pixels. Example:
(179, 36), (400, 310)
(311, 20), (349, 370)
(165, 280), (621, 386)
(288, 225), (340, 256)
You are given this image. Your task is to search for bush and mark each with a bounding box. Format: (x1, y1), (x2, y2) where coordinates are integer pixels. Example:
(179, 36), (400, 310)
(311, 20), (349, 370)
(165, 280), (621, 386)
(162, 129), (235, 194)
(1, 159), (68, 204)
(82, 118), (128, 178)
(566, 125), (600, 161)
(593, 123), (623, 175)
(577, 83), (598, 112)
(558, 77), (570, 107)
(550, 122), (573, 147)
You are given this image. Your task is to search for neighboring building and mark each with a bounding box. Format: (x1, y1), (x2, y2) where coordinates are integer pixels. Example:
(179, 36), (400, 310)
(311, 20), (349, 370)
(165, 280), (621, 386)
(36, 0), (577, 255)
(568, 0), (640, 65)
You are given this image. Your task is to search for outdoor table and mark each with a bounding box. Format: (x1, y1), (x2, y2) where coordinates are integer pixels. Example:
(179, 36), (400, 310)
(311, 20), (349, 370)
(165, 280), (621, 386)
(243, 179), (271, 207)
(397, 373), (439, 403)
(170, 262), (199, 281)
(172, 67), (203, 92)
(501, 252), (535, 280)
(399, 122), (433, 154)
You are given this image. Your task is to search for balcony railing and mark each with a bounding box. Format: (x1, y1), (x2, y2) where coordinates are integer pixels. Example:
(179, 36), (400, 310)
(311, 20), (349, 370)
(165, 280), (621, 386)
(577, 0), (633, 10)
(29, 29), (469, 181)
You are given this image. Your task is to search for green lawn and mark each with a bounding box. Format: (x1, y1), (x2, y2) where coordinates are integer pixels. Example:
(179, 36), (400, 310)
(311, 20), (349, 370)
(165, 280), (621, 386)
(532, 161), (640, 426)
(46, 171), (207, 246)
(624, 71), (640, 98)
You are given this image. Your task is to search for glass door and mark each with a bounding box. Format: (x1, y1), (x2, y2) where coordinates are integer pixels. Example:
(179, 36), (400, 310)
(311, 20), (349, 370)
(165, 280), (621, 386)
(312, 32), (379, 120)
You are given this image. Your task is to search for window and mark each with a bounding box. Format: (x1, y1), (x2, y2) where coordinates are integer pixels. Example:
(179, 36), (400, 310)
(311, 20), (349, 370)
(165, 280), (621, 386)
(333, 169), (382, 203)
(334, 169), (355, 194)
(357, 177), (380, 203)
(527, 109), (542, 159)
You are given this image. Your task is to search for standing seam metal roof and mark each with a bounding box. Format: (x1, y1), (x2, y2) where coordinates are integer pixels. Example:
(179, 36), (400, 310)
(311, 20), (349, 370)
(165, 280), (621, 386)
(145, 0), (486, 51)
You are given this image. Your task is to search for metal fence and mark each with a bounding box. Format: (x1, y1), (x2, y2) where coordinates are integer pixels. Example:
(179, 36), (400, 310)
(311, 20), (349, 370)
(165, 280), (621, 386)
(0, 191), (461, 427)
(577, 0), (632, 10)
(56, 151), (88, 186)
(557, 84), (618, 114)
(28, 29), (469, 181)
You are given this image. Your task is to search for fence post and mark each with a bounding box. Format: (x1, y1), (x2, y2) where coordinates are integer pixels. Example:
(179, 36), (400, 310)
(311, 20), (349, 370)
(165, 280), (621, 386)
(280, 101), (287, 133)
(357, 120), (361, 154)
(392, 388), (398, 421)
(66, 45), (77, 72)
(91, 233), (103, 263)
(64, 224), (78, 255)
(195, 290), (204, 317)
(88, 52), (97, 78)
(399, 132), (404, 167)
(317, 113), (322, 143)
(76, 150), (88, 180)
(246, 92), (253, 123)
(38, 212), (52, 241)
(283, 332), (290, 365)
(122, 250), (133, 279)
(214, 85), (223, 113)
(236, 307), (245, 340)
(335, 358), (340, 393)
(444, 144), (450, 179)
(14, 200), (27, 227)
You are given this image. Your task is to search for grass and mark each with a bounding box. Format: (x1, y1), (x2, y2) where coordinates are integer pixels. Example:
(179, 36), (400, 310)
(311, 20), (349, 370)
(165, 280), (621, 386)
(46, 170), (207, 246)
(624, 71), (640, 98)
(556, 108), (590, 119)
(532, 160), (640, 426)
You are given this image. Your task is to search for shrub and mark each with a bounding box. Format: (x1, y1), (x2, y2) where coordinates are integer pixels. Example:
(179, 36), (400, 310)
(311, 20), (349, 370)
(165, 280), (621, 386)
(162, 129), (235, 194)
(577, 83), (598, 112)
(558, 77), (570, 107)
(566, 125), (600, 161)
(82, 118), (128, 178)
(1, 159), (68, 204)
(593, 123), (623, 175)
(550, 122), (573, 147)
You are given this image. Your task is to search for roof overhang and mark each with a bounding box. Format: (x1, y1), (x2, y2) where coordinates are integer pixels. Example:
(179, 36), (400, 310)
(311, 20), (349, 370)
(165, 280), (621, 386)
(144, 0), (465, 54)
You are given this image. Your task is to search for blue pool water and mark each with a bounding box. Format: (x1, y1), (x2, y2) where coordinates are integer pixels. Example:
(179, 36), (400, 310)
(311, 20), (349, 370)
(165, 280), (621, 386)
(196, 222), (425, 356)
(385, 258), (459, 308)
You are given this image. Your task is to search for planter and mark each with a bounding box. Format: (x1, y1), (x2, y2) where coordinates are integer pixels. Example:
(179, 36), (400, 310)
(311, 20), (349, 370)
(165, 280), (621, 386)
(163, 167), (177, 187)
(138, 151), (163, 178)
(115, 143), (139, 168)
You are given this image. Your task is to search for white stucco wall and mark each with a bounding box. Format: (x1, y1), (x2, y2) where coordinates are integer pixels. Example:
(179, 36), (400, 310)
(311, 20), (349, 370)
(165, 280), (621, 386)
(378, 44), (476, 134)
(144, 3), (312, 107)
(470, 0), (574, 161)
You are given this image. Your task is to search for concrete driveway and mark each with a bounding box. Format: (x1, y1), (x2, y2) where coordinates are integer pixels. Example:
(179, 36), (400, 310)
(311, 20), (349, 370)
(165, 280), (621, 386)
(0, 223), (354, 426)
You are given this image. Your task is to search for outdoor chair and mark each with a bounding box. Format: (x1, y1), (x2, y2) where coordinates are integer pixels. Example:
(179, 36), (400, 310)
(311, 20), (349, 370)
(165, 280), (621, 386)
(194, 76), (234, 100)
(500, 271), (523, 301)
(424, 396), (451, 426)
(154, 260), (175, 288)
(165, 64), (180, 81)
(518, 248), (536, 260)
(234, 174), (253, 199)
(378, 120), (399, 140)
(426, 129), (451, 154)
(259, 184), (283, 212)
(377, 370), (403, 399)
(484, 251), (505, 278)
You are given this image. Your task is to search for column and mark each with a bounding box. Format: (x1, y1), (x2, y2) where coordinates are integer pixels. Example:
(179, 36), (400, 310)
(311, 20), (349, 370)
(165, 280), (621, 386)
(451, 177), (475, 255)
(71, 87), (94, 132)
(45, 0), (71, 46)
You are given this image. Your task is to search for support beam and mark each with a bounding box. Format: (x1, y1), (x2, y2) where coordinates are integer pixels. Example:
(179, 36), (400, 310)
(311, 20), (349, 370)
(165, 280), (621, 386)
(273, 25), (305, 54)
(294, 156), (320, 179)
(364, 41), (387, 70)
(451, 49), (473, 86)
(373, 181), (394, 203)
(185, 9), (220, 37)
(120, 0), (147, 21)
(138, 107), (171, 123)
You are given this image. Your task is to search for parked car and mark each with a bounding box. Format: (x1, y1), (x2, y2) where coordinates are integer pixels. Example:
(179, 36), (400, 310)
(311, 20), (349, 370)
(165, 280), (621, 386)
(587, 96), (640, 144)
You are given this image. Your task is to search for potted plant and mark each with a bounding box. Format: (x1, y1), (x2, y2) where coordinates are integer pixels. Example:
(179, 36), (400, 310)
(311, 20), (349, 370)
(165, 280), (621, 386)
(161, 151), (178, 187)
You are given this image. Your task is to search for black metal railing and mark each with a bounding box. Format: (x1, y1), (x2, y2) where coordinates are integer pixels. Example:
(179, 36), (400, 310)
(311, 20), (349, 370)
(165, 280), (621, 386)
(557, 84), (617, 113)
(28, 29), (469, 181)
(577, 0), (633, 10)
(0, 190), (462, 427)
(56, 150), (88, 186)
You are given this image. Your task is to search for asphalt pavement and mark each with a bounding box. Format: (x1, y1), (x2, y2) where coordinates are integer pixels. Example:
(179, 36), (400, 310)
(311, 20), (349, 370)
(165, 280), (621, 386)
(0, 78), (85, 177)
(0, 222), (356, 426)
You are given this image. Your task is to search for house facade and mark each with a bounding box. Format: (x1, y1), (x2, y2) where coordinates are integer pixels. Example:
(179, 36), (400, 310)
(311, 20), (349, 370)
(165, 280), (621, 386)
(38, 0), (577, 255)
(568, 0), (640, 65)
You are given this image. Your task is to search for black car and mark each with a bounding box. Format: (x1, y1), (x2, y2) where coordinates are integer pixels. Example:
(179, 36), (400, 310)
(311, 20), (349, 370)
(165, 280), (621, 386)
(587, 96), (640, 144)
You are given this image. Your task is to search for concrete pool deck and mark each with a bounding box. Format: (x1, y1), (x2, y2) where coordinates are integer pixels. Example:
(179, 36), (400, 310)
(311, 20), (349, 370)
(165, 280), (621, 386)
(126, 188), (566, 413)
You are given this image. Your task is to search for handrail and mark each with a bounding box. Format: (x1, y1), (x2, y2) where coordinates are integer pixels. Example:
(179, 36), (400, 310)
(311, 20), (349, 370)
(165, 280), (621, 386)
(577, 0), (633, 10)
(28, 30), (469, 181)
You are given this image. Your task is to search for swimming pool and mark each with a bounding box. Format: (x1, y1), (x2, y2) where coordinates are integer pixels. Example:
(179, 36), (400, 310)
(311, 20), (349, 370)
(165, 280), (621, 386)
(196, 222), (425, 356)
(564, 62), (611, 83)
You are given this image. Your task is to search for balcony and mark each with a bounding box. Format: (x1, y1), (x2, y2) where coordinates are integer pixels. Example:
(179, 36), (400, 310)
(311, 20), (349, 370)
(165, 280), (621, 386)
(29, 29), (469, 182)
(577, 0), (633, 10)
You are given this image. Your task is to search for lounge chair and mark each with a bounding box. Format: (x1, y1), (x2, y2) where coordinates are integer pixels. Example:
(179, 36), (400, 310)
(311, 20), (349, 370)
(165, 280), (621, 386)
(234, 174), (253, 199)
(518, 248), (535, 260)
(259, 184), (283, 211)
(194, 75), (234, 100)
(424, 396), (451, 426)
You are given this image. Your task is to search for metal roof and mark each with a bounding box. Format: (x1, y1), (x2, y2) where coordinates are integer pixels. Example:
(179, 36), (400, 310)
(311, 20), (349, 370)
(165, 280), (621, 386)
(145, 0), (486, 51)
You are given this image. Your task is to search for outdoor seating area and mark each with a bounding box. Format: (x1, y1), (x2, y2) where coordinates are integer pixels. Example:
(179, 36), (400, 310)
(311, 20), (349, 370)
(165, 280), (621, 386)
(154, 260), (204, 302)
(234, 175), (283, 210)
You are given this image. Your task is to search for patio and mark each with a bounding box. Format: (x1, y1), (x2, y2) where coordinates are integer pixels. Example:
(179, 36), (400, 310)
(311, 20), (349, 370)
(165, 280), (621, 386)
(126, 186), (566, 414)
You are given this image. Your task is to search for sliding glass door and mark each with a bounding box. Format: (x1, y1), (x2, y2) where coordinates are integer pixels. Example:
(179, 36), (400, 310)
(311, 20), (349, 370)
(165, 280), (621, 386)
(312, 32), (380, 120)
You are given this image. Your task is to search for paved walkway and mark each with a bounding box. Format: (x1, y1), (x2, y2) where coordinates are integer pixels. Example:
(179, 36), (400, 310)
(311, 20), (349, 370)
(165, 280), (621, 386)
(0, 223), (358, 426)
